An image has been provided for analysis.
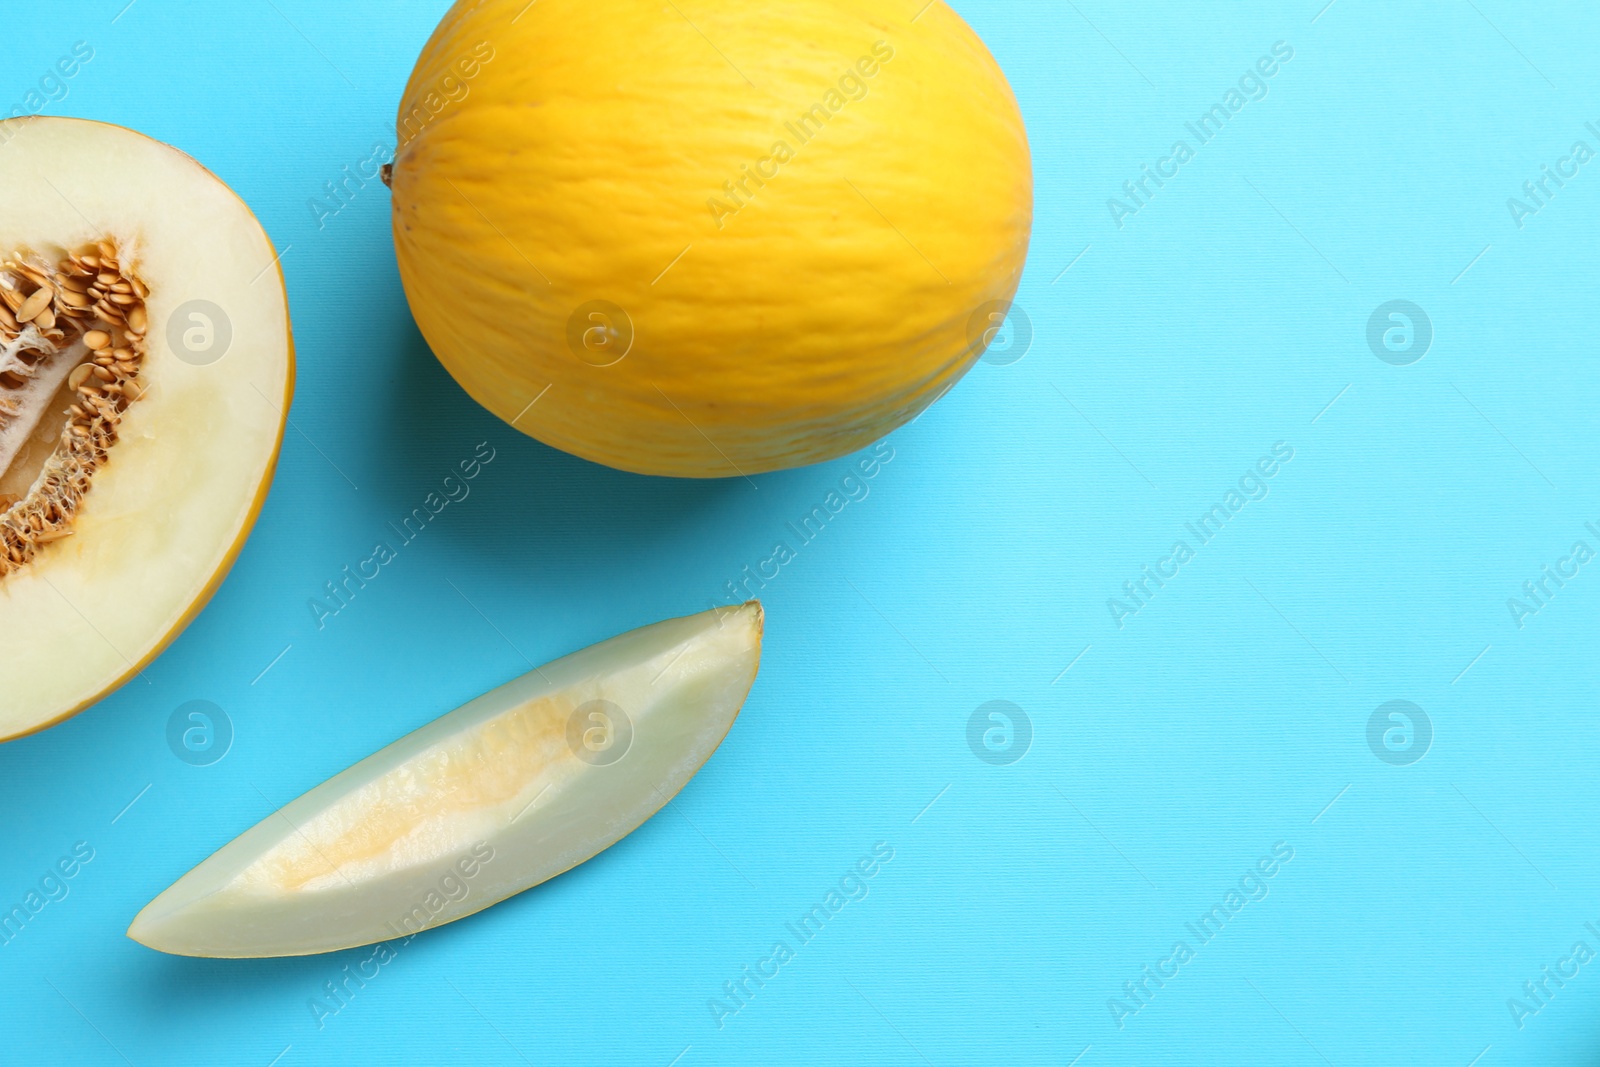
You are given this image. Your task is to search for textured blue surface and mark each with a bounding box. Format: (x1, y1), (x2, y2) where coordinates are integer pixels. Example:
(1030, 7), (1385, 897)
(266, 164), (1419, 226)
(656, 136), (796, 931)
(3, 1), (1599, 1064)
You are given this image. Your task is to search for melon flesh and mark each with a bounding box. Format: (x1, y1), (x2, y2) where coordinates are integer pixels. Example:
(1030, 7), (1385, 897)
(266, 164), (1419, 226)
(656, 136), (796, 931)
(0, 117), (292, 740)
(129, 602), (763, 958)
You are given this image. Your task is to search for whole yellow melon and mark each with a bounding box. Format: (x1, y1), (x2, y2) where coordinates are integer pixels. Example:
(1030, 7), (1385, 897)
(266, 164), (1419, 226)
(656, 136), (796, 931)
(390, 0), (1032, 477)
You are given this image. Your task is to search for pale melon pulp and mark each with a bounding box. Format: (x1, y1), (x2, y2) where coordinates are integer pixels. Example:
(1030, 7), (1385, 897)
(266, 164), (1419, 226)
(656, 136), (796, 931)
(130, 603), (763, 958)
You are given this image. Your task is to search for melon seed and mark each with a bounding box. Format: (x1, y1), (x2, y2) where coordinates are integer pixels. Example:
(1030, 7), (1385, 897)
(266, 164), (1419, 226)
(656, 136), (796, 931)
(16, 287), (53, 323)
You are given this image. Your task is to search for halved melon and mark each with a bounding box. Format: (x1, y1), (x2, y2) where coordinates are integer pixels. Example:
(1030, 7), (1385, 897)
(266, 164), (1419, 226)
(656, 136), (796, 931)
(0, 117), (293, 741)
(129, 602), (762, 958)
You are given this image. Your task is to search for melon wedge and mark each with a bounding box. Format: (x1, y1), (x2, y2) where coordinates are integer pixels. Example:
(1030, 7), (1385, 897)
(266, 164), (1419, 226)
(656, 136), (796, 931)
(0, 117), (293, 740)
(129, 602), (762, 958)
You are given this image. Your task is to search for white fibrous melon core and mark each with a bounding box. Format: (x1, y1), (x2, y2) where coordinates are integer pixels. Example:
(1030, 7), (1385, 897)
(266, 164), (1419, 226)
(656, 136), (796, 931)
(0, 244), (151, 569)
(0, 118), (293, 742)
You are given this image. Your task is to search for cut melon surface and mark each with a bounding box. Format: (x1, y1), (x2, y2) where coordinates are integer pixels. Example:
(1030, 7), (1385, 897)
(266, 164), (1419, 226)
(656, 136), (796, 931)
(0, 117), (293, 741)
(130, 602), (763, 958)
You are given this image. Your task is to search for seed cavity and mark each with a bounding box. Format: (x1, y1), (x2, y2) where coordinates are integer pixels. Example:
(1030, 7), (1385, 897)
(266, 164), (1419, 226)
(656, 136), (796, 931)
(0, 242), (151, 578)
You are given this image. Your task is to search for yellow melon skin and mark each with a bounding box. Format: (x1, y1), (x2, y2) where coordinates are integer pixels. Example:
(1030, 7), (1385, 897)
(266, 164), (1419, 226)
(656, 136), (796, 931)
(391, 0), (1032, 478)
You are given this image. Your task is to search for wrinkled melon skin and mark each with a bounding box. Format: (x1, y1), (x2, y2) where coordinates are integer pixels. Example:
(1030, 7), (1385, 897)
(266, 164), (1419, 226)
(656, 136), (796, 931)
(391, 0), (1032, 478)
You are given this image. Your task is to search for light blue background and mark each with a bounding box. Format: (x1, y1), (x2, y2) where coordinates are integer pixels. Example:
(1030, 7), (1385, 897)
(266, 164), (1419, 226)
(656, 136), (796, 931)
(2, 1), (1597, 1063)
